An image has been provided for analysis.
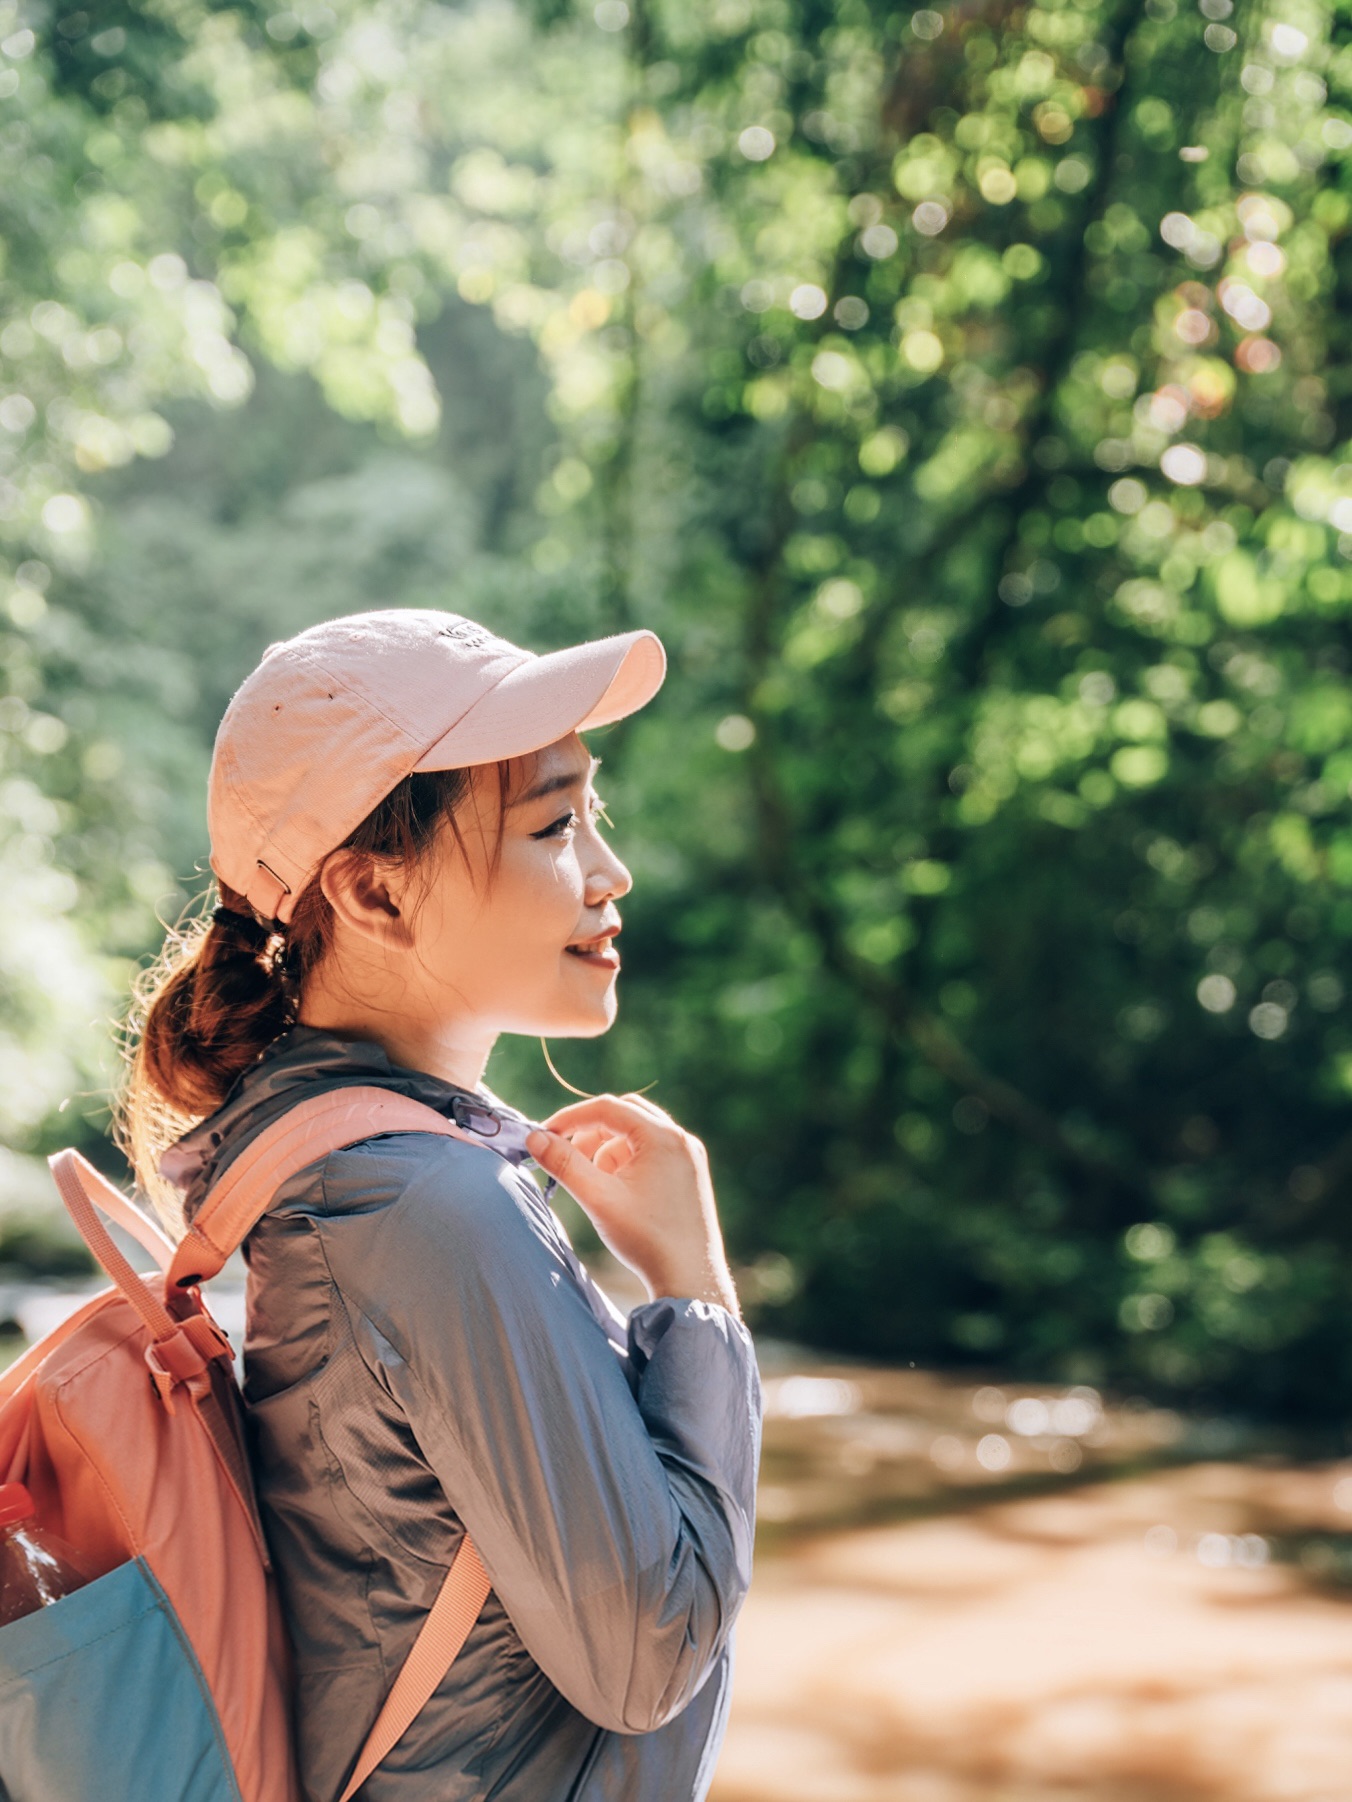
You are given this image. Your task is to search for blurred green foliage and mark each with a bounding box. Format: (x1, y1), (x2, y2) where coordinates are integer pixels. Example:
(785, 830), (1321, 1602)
(6, 0), (1352, 1410)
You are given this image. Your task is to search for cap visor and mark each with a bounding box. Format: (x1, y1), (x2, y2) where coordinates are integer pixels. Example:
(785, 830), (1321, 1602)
(413, 629), (666, 771)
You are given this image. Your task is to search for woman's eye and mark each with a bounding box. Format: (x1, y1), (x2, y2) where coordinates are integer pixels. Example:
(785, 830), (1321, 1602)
(531, 796), (609, 840)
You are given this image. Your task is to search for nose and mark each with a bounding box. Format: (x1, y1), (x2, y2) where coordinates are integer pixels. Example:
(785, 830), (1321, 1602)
(585, 823), (632, 904)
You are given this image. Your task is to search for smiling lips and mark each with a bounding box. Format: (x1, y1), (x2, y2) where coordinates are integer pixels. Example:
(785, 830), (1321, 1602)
(564, 927), (620, 969)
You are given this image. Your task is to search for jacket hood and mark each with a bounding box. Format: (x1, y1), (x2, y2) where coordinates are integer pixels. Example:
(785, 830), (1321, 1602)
(161, 1026), (531, 1219)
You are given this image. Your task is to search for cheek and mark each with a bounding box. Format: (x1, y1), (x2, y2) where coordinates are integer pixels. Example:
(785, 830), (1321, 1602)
(409, 842), (586, 987)
(485, 846), (585, 951)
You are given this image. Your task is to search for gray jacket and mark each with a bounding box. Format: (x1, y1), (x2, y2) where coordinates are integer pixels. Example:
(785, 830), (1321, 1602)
(164, 1029), (762, 1802)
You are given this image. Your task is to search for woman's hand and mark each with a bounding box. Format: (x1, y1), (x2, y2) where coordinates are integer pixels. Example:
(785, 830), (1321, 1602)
(527, 1095), (740, 1317)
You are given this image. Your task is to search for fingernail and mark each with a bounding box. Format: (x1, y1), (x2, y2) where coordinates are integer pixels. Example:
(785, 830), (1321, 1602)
(526, 1129), (549, 1155)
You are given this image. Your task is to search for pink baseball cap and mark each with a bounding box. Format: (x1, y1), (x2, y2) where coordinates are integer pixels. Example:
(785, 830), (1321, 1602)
(208, 609), (666, 922)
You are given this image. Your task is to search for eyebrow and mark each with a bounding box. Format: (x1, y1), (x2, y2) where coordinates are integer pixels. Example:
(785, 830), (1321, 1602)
(509, 756), (602, 808)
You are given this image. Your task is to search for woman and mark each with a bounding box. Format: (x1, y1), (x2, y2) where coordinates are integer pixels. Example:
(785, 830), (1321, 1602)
(116, 609), (762, 1802)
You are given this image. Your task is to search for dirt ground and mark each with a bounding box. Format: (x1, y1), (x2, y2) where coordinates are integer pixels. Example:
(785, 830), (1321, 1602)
(712, 1353), (1352, 1802)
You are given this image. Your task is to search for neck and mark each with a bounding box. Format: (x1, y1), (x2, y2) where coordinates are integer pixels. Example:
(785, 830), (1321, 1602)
(299, 965), (498, 1095)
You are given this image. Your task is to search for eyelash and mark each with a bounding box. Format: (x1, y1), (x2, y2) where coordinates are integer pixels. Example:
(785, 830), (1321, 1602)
(532, 796), (609, 841)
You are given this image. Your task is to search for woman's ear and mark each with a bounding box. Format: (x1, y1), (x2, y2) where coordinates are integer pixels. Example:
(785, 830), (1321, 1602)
(319, 850), (413, 948)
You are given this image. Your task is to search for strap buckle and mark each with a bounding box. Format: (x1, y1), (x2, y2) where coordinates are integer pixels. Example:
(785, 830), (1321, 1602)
(145, 1313), (233, 1413)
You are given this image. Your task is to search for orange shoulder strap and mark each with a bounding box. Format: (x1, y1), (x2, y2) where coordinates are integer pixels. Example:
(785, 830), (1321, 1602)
(167, 1085), (480, 1289)
(338, 1536), (491, 1802)
(42, 1088), (494, 1794)
(177, 1084), (494, 1796)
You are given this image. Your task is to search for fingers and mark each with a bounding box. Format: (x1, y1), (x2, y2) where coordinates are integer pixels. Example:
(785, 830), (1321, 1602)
(541, 1090), (681, 1138)
(594, 1135), (634, 1175)
(540, 1093), (629, 1133)
(619, 1091), (677, 1127)
(567, 1124), (619, 1162)
(524, 1127), (598, 1199)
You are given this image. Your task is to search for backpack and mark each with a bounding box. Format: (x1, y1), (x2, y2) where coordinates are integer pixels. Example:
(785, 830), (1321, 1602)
(0, 1086), (495, 1802)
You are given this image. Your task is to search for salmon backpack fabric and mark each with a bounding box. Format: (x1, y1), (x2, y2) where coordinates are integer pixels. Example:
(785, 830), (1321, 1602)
(0, 1088), (492, 1802)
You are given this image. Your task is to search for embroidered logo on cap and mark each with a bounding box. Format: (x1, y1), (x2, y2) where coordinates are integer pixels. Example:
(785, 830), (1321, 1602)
(439, 619), (494, 651)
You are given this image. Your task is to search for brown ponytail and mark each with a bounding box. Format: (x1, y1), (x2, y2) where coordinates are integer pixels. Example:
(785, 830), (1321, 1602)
(117, 762), (514, 1231)
(139, 904), (291, 1119)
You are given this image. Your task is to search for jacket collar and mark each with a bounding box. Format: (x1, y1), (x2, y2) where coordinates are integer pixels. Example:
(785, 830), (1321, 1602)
(161, 1025), (534, 1217)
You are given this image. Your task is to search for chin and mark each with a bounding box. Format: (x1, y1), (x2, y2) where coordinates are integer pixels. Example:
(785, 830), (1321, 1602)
(574, 1012), (615, 1038)
(539, 992), (620, 1039)
(553, 1006), (618, 1039)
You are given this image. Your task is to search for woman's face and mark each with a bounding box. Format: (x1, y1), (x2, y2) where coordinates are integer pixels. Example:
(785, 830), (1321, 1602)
(394, 732), (633, 1040)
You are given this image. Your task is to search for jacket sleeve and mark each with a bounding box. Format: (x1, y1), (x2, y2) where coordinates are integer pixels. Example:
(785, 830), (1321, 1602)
(314, 1134), (762, 1735)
